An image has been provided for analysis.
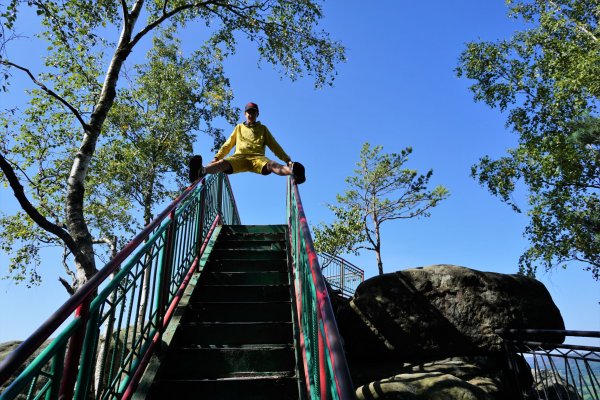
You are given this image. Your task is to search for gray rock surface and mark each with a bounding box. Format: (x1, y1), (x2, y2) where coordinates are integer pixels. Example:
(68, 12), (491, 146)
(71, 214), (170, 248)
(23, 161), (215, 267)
(337, 264), (565, 361)
(351, 356), (530, 400)
(356, 371), (493, 400)
(531, 369), (582, 400)
(0, 340), (53, 393)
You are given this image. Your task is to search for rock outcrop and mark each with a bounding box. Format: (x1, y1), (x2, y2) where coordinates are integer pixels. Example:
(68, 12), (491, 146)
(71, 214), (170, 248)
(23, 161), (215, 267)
(337, 264), (564, 361)
(333, 264), (565, 399)
(0, 340), (53, 394)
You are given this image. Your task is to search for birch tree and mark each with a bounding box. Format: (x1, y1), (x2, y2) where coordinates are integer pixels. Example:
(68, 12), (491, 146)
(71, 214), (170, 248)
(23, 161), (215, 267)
(456, 0), (600, 279)
(0, 0), (345, 293)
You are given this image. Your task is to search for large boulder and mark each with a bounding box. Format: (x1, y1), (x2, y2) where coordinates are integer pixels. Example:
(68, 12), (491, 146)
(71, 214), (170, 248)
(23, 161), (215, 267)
(0, 340), (53, 394)
(351, 355), (532, 400)
(337, 265), (564, 362)
(356, 371), (492, 400)
(531, 369), (582, 400)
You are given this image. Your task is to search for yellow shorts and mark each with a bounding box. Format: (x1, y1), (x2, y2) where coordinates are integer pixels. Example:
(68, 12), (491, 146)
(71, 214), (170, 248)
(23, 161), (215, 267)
(224, 154), (271, 175)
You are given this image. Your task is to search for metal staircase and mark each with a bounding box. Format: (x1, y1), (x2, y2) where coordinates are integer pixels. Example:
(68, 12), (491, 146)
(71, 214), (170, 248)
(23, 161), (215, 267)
(141, 225), (303, 399)
(0, 174), (355, 400)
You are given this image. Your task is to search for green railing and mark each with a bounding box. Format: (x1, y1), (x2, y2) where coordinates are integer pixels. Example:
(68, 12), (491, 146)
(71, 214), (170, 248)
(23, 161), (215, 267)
(287, 177), (355, 400)
(0, 173), (239, 400)
(498, 329), (600, 399)
(318, 253), (364, 299)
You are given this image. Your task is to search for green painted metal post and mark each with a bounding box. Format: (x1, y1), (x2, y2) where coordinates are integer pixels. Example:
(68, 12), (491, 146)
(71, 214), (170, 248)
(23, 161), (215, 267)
(45, 345), (65, 400)
(196, 184), (206, 271)
(58, 301), (90, 400)
(340, 260), (345, 299)
(73, 308), (101, 400)
(155, 211), (176, 344)
(217, 174), (224, 220)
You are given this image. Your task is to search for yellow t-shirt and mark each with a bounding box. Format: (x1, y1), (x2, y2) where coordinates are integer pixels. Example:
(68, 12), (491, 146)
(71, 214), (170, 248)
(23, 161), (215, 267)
(215, 122), (291, 163)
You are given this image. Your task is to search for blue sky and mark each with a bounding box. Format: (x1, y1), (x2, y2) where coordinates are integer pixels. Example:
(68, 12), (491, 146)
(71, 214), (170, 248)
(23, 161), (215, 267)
(0, 1), (598, 344)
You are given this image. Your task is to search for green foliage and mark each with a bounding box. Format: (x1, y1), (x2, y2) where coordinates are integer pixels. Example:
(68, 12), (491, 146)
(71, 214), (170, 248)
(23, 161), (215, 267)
(101, 29), (238, 225)
(0, 0), (345, 292)
(456, 0), (600, 279)
(313, 143), (449, 275)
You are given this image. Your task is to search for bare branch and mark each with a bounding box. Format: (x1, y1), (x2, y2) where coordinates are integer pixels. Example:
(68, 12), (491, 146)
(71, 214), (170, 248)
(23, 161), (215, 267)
(362, 213), (376, 250)
(4, 155), (66, 224)
(0, 151), (79, 254)
(59, 277), (76, 295)
(129, 2), (200, 49)
(0, 60), (89, 130)
(129, 0), (266, 50)
(61, 246), (77, 280)
(93, 236), (118, 258)
(121, 0), (129, 18)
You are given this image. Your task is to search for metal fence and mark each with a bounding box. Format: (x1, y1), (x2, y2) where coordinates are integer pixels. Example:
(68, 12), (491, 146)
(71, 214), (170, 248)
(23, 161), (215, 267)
(318, 252), (364, 299)
(0, 173), (240, 400)
(500, 329), (600, 400)
(287, 177), (355, 400)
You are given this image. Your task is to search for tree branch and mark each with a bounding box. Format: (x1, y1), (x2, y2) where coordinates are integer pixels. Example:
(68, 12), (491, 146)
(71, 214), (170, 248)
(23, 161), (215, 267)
(129, 0), (268, 51)
(0, 151), (79, 254)
(59, 246), (77, 295)
(93, 236), (118, 258)
(59, 277), (76, 295)
(129, 2), (202, 49)
(547, 0), (598, 42)
(0, 60), (89, 130)
(362, 213), (376, 250)
(121, 0), (129, 18)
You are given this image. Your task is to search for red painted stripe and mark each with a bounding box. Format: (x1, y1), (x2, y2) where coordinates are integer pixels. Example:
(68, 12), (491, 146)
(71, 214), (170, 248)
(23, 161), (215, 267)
(121, 215), (220, 400)
(0, 181), (203, 386)
(290, 181), (355, 399)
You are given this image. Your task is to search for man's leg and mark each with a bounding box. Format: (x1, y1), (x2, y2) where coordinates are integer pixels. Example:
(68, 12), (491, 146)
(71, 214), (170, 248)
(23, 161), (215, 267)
(206, 159), (233, 174)
(264, 160), (306, 184)
(189, 156), (233, 183)
(263, 160), (292, 176)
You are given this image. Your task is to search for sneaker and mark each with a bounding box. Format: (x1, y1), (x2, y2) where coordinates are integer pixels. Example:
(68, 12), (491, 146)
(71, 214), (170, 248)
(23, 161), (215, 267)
(292, 162), (306, 184)
(188, 155), (203, 183)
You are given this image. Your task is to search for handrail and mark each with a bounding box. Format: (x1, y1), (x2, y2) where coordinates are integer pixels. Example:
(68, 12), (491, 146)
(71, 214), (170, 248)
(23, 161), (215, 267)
(497, 329), (600, 400)
(120, 215), (222, 400)
(0, 181), (201, 386)
(287, 177), (355, 400)
(318, 252), (364, 299)
(498, 329), (600, 338)
(0, 173), (240, 400)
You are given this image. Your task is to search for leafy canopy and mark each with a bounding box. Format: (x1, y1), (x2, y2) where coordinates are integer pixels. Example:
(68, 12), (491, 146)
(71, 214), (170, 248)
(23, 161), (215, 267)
(0, 0), (345, 292)
(313, 143), (449, 275)
(456, 0), (600, 279)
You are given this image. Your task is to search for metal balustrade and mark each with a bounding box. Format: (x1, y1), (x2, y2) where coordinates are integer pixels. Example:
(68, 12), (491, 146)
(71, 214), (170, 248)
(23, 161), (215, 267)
(0, 173), (240, 400)
(287, 177), (355, 400)
(0, 172), (357, 400)
(318, 252), (364, 299)
(499, 329), (600, 400)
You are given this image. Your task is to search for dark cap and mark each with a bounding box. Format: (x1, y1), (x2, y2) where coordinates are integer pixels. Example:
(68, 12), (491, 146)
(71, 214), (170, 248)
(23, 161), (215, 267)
(245, 102), (259, 112)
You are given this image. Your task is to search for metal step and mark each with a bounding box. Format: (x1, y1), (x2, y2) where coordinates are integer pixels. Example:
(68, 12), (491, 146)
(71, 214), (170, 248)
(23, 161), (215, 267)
(192, 284), (290, 302)
(220, 225), (286, 235)
(208, 258), (288, 272)
(172, 321), (293, 347)
(217, 233), (286, 242)
(147, 376), (299, 400)
(139, 224), (302, 399)
(158, 347), (296, 380)
(182, 301), (292, 323)
(201, 271), (289, 285)
(210, 248), (287, 260)
(215, 240), (287, 251)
